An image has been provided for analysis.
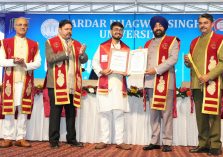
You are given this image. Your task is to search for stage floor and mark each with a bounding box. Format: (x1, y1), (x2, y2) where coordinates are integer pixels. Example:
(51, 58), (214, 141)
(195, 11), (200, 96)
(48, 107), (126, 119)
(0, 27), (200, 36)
(0, 141), (220, 157)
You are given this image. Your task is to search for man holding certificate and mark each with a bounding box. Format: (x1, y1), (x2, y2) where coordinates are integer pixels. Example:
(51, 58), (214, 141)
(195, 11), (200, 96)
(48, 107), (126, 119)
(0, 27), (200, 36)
(143, 16), (180, 152)
(184, 14), (223, 156)
(92, 22), (131, 150)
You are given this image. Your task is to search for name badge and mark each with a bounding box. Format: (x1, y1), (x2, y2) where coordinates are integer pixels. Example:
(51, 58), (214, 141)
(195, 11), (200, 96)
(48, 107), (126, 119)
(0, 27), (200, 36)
(101, 55), (108, 62)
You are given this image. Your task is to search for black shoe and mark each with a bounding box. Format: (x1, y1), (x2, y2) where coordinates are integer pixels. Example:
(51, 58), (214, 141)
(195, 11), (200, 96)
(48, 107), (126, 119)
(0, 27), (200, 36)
(207, 148), (222, 156)
(162, 145), (172, 152)
(67, 141), (84, 147)
(143, 144), (161, 150)
(189, 146), (209, 153)
(50, 142), (59, 149)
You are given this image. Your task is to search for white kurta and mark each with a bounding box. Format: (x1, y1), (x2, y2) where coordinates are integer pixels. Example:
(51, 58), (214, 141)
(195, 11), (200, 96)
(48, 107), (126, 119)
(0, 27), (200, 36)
(0, 36), (41, 106)
(92, 42), (129, 113)
(0, 36), (41, 140)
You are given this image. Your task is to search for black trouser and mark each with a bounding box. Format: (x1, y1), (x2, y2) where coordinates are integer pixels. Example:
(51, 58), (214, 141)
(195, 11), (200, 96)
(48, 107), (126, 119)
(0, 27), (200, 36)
(48, 88), (77, 143)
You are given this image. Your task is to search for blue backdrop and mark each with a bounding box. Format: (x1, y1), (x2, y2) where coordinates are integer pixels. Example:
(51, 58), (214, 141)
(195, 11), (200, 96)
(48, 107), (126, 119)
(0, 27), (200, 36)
(4, 13), (223, 87)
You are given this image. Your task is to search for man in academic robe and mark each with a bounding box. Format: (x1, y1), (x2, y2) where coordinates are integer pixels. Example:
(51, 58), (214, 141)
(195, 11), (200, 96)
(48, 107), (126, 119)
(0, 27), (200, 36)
(0, 17), (41, 148)
(92, 22), (131, 150)
(185, 13), (223, 156)
(143, 16), (180, 152)
(45, 19), (88, 149)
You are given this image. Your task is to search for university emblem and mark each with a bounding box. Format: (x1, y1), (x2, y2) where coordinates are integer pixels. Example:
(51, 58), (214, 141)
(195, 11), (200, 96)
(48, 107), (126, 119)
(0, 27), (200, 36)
(208, 56), (217, 71)
(41, 19), (59, 39)
(214, 18), (223, 31)
(157, 76), (165, 93)
(5, 80), (12, 97)
(57, 70), (65, 87)
(207, 81), (216, 95)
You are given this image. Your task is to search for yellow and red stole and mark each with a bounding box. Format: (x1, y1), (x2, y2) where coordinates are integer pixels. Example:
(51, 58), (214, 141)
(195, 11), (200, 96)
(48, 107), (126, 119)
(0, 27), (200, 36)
(48, 36), (82, 107)
(97, 39), (129, 95)
(2, 37), (38, 115)
(190, 32), (223, 115)
(144, 35), (179, 111)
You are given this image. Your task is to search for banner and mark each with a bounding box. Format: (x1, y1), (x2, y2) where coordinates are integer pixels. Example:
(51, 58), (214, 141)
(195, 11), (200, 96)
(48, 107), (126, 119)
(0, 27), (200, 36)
(0, 16), (5, 83)
(4, 13), (223, 87)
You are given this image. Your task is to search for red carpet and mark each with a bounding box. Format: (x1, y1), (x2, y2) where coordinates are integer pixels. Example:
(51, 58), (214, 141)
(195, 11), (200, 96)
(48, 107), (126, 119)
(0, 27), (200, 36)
(0, 141), (222, 157)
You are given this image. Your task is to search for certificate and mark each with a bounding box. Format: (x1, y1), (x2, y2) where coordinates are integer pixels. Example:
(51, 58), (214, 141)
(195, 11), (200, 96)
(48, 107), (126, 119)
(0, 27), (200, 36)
(109, 49), (129, 74)
(128, 48), (148, 74)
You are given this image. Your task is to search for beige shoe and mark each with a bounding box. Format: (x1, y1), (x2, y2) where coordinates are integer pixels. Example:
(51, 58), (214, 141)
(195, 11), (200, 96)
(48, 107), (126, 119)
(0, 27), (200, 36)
(15, 139), (31, 147)
(116, 143), (131, 150)
(95, 142), (107, 149)
(0, 139), (13, 148)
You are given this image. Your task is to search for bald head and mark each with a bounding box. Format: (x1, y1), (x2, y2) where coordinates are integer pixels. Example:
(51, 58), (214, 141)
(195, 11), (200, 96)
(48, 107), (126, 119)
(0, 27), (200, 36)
(14, 17), (28, 37)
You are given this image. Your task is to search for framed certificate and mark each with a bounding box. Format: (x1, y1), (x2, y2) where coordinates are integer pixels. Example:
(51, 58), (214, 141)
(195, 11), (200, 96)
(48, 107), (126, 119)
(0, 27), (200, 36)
(108, 49), (129, 75)
(128, 48), (148, 74)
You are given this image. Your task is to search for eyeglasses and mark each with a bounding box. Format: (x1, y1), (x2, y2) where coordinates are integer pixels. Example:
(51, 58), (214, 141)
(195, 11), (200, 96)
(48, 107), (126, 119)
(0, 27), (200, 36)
(16, 23), (28, 27)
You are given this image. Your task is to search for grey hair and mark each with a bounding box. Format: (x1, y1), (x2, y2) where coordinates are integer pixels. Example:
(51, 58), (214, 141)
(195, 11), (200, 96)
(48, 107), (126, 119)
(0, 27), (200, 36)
(14, 17), (28, 27)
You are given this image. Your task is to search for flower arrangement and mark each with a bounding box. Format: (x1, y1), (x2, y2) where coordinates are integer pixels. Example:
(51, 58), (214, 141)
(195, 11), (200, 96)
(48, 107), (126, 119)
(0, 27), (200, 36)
(127, 86), (143, 98)
(0, 84), (192, 99)
(82, 85), (97, 96)
(82, 85), (144, 97)
(176, 87), (191, 98)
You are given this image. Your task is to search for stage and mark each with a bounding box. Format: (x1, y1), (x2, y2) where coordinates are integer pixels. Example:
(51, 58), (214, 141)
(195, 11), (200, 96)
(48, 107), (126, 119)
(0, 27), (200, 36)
(1, 93), (223, 146)
(0, 141), (220, 157)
